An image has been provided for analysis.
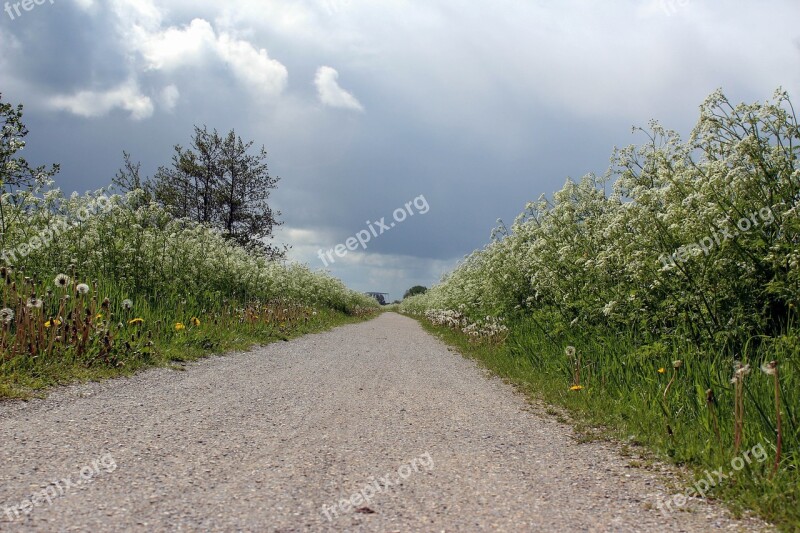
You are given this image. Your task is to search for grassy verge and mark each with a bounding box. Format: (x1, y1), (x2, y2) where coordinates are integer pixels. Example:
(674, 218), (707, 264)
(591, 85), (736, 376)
(1, 307), (376, 400)
(412, 315), (798, 531)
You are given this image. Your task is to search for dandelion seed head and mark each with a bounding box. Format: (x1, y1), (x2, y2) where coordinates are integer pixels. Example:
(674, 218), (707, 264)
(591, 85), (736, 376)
(76, 283), (90, 295)
(0, 307), (14, 323)
(736, 363), (751, 377)
(760, 361), (777, 376)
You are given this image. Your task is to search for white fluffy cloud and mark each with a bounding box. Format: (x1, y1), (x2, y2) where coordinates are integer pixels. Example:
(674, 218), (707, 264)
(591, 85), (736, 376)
(136, 18), (216, 70)
(51, 2), (288, 119)
(216, 33), (289, 97)
(314, 66), (364, 112)
(136, 17), (289, 97)
(48, 80), (154, 120)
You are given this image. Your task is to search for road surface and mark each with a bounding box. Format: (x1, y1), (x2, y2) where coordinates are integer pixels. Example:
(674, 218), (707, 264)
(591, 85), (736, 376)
(0, 313), (768, 531)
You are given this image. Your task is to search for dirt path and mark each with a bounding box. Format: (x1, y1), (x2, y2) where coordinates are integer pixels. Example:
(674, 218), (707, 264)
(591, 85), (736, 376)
(0, 313), (768, 531)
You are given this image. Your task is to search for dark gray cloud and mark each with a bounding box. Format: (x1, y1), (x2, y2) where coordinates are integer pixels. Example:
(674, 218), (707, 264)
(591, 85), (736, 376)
(1, 0), (798, 300)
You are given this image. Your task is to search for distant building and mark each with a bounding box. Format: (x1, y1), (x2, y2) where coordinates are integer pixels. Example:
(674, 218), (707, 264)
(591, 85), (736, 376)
(365, 292), (389, 305)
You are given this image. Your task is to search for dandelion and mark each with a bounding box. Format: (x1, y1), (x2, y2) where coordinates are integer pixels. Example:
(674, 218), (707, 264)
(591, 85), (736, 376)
(26, 297), (43, 309)
(736, 363), (751, 378)
(174, 322), (186, 331)
(44, 319), (62, 328)
(95, 313), (103, 320)
(121, 299), (133, 311)
(570, 385), (584, 391)
(190, 317), (201, 327)
(663, 360), (681, 400)
(76, 283), (90, 295)
(128, 318), (144, 326)
(565, 346), (581, 386)
(0, 308), (14, 323)
(657, 367), (666, 374)
(54, 274), (70, 288)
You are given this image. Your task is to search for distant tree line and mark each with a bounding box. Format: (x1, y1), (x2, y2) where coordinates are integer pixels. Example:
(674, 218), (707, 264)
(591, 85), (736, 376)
(403, 285), (427, 299)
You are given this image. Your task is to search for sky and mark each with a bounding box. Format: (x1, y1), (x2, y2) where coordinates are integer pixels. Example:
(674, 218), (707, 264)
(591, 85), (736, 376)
(1, 0), (799, 301)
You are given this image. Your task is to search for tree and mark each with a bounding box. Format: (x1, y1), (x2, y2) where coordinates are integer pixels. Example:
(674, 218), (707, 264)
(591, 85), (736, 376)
(403, 285), (428, 299)
(217, 130), (281, 254)
(152, 126), (222, 225)
(113, 151), (153, 208)
(0, 93), (59, 250)
(0, 93), (59, 194)
(148, 126), (285, 259)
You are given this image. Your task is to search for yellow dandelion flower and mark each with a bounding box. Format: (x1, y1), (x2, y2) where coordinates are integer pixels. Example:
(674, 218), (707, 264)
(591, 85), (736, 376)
(128, 318), (144, 326)
(190, 317), (201, 326)
(44, 319), (62, 328)
(96, 313), (103, 320)
(174, 322), (186, 331)
(658, 367), (666, 374)
(570, 385), (584, 391)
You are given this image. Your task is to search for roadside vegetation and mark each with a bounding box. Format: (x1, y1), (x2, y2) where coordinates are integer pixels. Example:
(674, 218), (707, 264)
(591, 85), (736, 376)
(401, 89), (799, 530)
(0, 93), (378, 399)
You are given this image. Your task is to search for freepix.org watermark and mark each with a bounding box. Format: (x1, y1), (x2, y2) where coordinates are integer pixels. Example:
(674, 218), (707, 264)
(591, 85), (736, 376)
(3, 453), (117, 522)
(4, 0), (55, 21)
(321, 452), (434, 521)
(659, 206), (775, 269)
(657, 442), (768, 514)
(317, 194), (430, 267)
(1, 195), (116, 266)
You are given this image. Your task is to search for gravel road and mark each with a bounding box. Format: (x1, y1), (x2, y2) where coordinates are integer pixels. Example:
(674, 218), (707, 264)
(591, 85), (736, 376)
(0, 313), (769, 532)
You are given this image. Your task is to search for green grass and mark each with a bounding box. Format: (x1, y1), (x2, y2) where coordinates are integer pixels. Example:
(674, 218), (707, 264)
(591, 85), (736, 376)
(413, 315), (799, 531)
(1, 307), (374, 401)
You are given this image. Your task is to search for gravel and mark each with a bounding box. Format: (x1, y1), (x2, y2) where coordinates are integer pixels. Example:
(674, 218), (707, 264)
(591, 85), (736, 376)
(0, 312), (770, 532)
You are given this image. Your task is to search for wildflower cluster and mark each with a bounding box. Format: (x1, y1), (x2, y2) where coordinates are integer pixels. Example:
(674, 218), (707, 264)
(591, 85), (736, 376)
(400, 89), (798, 492)
(423, 308), (508, 344)
(0, 188), (378, 314)
(403, 89), (800, 349)
(0, 266), (153, 366)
